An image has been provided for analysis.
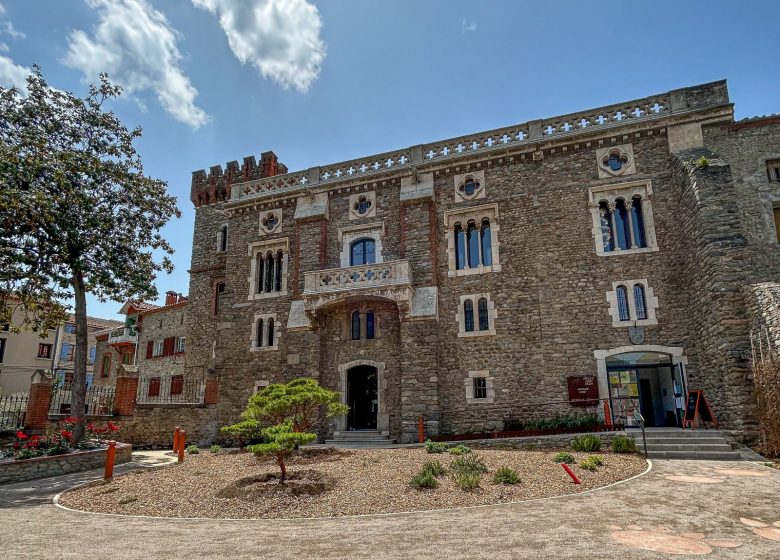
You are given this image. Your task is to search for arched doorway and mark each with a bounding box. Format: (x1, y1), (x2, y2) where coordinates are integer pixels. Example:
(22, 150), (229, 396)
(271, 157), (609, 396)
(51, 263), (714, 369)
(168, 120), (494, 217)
(594, 345), (688, 428)
(347, 365), (378, 430)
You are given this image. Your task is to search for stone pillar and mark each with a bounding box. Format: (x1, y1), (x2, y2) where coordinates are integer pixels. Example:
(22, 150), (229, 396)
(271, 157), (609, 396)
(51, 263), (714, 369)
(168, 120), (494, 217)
(113, 366), (139, 416)
(399, 320), (440, 443)
(204, 371), (219, 405)
(24, 370), (53, 432)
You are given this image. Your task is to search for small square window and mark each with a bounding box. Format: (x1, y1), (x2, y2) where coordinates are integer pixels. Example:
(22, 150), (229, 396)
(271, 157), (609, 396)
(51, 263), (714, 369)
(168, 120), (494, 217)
(767, 159), (780, 182)
(473, 377), (487, 400)
(37, 343), (52, 359)
(773, 205), (780, 243)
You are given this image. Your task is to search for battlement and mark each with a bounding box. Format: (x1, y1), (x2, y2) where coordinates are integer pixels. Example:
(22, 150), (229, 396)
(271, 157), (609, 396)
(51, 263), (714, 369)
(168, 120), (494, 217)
(191, 151), (287, 207)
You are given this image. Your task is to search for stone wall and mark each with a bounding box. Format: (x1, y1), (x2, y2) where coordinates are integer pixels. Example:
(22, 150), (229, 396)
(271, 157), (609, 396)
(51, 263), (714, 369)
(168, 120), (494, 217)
(0, 443), (131, 484)
(116, 405), (219, 448)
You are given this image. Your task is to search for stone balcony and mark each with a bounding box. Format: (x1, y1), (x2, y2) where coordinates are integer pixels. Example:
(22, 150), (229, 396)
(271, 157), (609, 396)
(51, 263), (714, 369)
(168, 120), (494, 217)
(107, 326), (137, 346)
(302, 260), (414, 316)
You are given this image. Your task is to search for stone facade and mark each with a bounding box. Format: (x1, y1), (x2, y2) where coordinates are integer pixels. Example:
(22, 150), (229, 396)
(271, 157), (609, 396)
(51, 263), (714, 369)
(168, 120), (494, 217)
(178, 81), (780, 444)
(0, 443), (131, 484)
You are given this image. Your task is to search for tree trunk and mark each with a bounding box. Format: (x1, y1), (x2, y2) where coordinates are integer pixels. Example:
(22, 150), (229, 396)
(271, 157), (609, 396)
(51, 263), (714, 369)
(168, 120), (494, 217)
(70, 270), (88, 442)
(277, 455), (287, 485)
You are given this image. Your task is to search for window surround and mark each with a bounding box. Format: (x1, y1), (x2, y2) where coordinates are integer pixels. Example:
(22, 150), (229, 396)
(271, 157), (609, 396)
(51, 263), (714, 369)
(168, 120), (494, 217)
(247, 237), (290, 300)
(453, 169), (486, 202)
(456, 293), (497, 337)
(464, 370), (495, 404)
(589, 180), (658, 257)
(259, 209), (283, 235)
(254, 379), (270, 393)
(595, 144), (637, 179)
(251, 313), (280, 351)
(348, 191), (377, 220)
(606, 279), (658, 327)
(444, 202), (501, 277)
(338, 222), (385, 267)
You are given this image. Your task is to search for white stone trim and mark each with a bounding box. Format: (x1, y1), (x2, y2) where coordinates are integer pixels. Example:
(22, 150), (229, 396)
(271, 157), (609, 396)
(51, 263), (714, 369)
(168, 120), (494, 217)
(348, 191), (376, 220)
(464, 370), (494, 404)
(259, 209), (283, 235)
(250, 312), (280, 351)
(606, 279), (659, 327)
(453, 170), (486, 202)
(338, 222), (385, 267)
(336, 359), (388, 435)
(595, 143), (637, 179)
(588, 180), (658, 257)
(444, 202), (501, 277)
(254, 379), (270, 393)
(247, 237), (289, 300)
(456, 293), (497, 337)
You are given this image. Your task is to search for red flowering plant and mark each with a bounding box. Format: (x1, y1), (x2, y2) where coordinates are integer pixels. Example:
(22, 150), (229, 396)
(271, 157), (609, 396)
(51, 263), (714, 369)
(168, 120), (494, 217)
(79, 420), (121, 449)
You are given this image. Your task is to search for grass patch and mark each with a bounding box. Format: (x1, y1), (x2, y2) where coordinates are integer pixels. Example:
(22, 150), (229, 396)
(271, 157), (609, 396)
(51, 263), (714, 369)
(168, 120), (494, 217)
(447, 444), (471, 456)
(186, 445), (200, 455)
(421, 459), (446, 478)
(492, 466), (519, 485)
(553, 452), (576, 464)
(611, 435), (637, 453)
(571, 435), (601, 452)
(424, 440), (449, 454)
(410, 470), (438, 489)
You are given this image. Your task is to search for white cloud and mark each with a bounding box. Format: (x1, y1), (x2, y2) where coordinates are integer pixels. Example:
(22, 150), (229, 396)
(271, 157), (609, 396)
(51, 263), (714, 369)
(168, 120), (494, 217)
(462, 19), (477, 33)
(0, 53), (30, 92)
(2, 20), (24, 40)
(192, 0), (326, 93)
(65, 0), (209, 128)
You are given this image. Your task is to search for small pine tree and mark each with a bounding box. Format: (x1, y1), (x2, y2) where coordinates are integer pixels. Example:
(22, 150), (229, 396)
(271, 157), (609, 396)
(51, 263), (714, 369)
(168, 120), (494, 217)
(247, 423), (316, 484)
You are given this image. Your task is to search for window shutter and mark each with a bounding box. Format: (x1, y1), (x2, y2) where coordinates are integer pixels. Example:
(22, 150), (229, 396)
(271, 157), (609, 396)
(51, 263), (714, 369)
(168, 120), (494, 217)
(146, 341), (153, 359)
(164, 337), (175, 356)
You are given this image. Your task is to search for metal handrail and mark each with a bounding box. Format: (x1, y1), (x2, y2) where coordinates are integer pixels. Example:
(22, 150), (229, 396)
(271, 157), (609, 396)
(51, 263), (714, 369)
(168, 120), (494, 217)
(632, 410), (648, 457)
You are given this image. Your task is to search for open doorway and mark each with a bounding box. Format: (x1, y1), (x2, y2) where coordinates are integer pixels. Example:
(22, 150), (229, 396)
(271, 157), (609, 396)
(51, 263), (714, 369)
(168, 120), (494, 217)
(346, 365), (378, 430)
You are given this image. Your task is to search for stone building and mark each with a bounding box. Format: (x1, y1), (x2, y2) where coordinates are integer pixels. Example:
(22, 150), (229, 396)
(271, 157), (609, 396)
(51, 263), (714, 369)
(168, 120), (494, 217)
(182, 81), (780, 444)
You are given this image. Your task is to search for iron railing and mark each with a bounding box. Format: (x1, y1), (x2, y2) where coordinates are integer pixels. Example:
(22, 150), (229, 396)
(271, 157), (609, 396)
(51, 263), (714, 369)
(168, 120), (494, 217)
(49, 384), (115, 416)
(136, 375), (205, 405)
(0, 393), (28, 430)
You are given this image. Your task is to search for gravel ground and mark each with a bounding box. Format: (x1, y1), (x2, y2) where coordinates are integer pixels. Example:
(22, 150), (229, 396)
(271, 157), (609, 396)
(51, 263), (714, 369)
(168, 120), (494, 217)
(58, 447), (648, 519)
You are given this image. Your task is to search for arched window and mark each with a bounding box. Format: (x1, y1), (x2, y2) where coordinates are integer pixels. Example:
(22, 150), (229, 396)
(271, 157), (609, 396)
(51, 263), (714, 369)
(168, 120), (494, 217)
(598, 201), (614, 252)
(219, 225), (228, 252)
(464, 300), (474, 332)
(616, 286), (629, 321)
(480, 219), (492, 267)
(350, 238), (376, 266)
(274, 250), (283, 292)
(634, 284), (647, 320)
(614, 200), (631, 250)
(478, 298), (489, 331)
(264, 251), (274, 292)
(366, 310), (375, 339)
(255, 254), (264, 294)
(214, 282), (225, 315)
(455, 223), (466, 270)
(351, 310), (361, 340)
(467, 221), (480, 268)
(267, 318), (275, 347)
(256, 318), (264, 347)
(631, 197), (646, 248)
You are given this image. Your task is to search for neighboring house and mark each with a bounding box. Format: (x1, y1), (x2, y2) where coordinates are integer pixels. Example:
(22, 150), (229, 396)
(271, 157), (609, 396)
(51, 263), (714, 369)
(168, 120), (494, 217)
(94, 292), (190, 402)
(0, 304), (120, 395)
(182, 80), (780, 444)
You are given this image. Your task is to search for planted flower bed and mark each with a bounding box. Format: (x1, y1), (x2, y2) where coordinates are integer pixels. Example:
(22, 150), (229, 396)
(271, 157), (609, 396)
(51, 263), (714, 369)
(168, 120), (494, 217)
(0, 418), (130, 484)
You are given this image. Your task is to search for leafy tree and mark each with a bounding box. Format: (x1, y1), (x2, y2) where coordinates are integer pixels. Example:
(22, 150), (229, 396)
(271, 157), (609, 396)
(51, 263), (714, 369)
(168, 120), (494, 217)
(223, 377), (348, 483)
(0, 67), (179, 440)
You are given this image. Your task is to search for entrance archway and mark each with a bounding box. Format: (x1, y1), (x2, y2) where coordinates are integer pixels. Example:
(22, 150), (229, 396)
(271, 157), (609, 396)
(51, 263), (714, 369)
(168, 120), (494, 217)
(594, 345), (688, 427)
(346, 365), (378, 430)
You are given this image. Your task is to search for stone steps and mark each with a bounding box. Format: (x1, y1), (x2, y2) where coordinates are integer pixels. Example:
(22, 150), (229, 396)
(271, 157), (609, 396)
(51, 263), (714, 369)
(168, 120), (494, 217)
(629, 428), (742, 460)
(325, 430), (397, 448)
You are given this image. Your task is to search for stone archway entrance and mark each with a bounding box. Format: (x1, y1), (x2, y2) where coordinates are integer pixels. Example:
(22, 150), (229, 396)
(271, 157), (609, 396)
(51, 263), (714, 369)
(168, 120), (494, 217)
(346, 365), (378, 430)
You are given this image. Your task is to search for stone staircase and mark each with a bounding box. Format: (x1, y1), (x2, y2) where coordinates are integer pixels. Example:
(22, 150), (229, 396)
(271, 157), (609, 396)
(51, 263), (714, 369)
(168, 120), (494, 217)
(629, 427), (742, 460)
(324, 430), (397, 448)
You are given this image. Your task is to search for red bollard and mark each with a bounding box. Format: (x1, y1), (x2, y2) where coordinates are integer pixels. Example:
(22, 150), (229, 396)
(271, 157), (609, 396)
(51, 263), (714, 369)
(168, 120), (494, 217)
(173, 426), (181, 454)
(177, 430), (185, 463)
(418, 415), (425, 444)
(603, 401), (613, 428)
(561, 463), (581, 484)
(104, 440), (117, 480)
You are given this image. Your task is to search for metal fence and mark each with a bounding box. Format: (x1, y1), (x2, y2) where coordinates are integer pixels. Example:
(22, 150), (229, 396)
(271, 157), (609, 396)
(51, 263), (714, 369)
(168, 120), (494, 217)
(49, 384), (115, 417)
(0, 393), (28, 430)
(136, 375), (205, 405)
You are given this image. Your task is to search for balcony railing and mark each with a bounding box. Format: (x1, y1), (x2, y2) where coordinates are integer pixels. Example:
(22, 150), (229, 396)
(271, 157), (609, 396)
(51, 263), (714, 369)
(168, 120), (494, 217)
(303, 260), (412, 295)
(108, 326), (137, 345)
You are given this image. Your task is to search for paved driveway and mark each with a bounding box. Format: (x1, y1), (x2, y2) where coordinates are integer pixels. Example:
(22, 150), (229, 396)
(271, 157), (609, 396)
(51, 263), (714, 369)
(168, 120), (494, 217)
(1, 455), (778, 559)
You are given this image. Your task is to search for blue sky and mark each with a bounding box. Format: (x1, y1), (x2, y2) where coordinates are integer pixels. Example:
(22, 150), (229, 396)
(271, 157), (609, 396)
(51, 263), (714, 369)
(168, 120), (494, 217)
(1, 0), (779, 321)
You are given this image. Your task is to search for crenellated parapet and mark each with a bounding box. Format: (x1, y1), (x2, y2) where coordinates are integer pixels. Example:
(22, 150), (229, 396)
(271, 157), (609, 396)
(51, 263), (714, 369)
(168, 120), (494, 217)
(190, 151), (286, 207)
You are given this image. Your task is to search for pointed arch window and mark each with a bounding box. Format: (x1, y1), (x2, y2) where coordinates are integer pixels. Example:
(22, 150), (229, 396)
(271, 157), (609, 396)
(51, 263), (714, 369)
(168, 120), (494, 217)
(589, 183), (656, 256)
(351, 310), (361, 340)
(217, 225), (228, 252)
(255, 318), (264, 347)
(616, 286), (630, 322)
(598, 201), (614, 252)
(366, 311), (375, 339)
(466, 221), (480, 268)
(464, 300), (474, 332)
(633, 284), (647, 320)
(478, 298), (489, 331)
(614, 200), (631, 250)
(267, 318), (275, 347)
(480, 219), (492, 267)
(255, 254), (265, 294)
(631, 198), (646, 248)
(455, 223), (466, 270)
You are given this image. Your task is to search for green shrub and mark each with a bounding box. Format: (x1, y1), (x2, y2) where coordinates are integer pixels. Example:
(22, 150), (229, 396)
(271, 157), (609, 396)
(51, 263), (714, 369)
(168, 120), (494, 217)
(589, 455), (604, 466)
(492, 466), (520, 485)
(611, 435), (637, 453)
(451, 453), (488, 475)
(209, 444), (221, 454)
(579, 457), (600, 471)
(571, 435), (601, 452)
(447, 444), (471, 456)
(424, 439), (449, 454)
(410, 470), (439, 489)
(453, 471), (482, 490)
(186, 445), (200, 454)
(695, 155), (711, 168)
(421, 459), (446, 478)
(553, 452), (576, 464)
